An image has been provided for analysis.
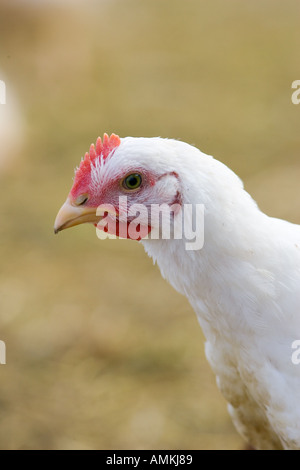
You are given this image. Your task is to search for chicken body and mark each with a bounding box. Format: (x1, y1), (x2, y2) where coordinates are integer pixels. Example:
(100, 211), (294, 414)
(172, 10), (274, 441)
(55, 135), (300, 449)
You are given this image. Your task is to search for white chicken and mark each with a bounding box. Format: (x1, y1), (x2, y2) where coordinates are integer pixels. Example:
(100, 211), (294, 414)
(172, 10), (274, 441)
(54, 133), (300, 450)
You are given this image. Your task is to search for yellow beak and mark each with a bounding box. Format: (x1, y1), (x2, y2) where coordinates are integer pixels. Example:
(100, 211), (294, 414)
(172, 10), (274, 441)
(54, 197), (100, 234)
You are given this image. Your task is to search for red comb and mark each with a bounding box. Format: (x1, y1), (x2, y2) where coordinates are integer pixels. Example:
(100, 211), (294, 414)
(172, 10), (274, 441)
(71, 133), (121, 196)
(83, 132), (120, 166)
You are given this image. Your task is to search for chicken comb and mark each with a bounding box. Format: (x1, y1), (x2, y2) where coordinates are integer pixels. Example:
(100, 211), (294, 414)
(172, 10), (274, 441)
(71, 133), (121, 195)
(75, 133), (120, 176)
(84, 133), (120, 166)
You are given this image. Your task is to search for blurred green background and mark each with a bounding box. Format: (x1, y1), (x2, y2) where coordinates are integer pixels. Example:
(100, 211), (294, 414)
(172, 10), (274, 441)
(0, 0), (299, 450)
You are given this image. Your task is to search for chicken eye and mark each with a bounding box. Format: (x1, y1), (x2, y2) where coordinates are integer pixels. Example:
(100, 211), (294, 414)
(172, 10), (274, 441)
(122, 173), (142, 191)
(75, 194), (89, 206)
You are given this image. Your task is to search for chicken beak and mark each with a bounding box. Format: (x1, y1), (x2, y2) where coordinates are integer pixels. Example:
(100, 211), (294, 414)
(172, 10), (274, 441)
(54, 197), (100, 234)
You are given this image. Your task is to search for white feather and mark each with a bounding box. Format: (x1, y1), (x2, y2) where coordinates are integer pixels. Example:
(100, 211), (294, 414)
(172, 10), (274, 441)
(88, 137), (300, 448)
(108, 137), (300, 450)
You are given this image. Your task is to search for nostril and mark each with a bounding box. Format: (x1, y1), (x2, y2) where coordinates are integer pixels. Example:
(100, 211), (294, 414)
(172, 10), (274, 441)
(75, 194), (89, 206)
(79, 197), (88, 205)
